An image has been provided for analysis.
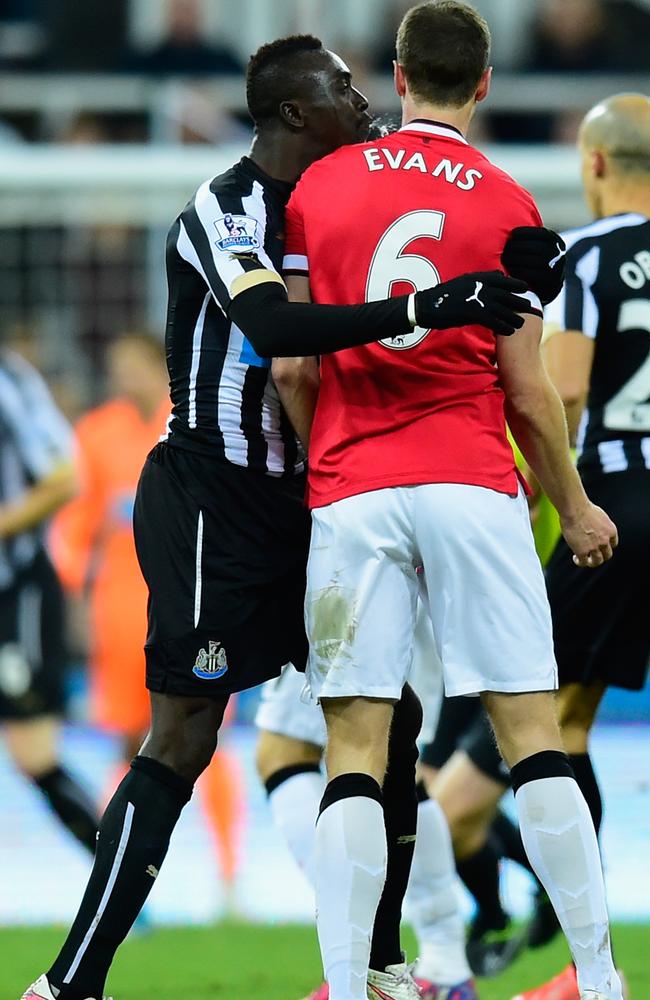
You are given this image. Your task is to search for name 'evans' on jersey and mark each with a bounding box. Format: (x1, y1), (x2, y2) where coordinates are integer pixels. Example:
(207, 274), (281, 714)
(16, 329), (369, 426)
(161, 156), (303, 477)
(363, 146), (483, 191)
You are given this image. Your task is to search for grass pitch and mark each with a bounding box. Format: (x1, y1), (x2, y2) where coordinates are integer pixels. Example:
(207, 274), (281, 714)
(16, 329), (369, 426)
(2, 922), (647, 999)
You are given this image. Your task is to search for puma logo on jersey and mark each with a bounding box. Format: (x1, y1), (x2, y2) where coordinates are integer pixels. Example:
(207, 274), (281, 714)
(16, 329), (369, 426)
(549, 242), (566, 269)
(466, 281), (485, 307)
(229, 251), (260, 263)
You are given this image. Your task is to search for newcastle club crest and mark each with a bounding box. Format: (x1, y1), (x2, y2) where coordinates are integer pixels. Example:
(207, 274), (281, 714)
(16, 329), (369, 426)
(192, 640), (228, 680)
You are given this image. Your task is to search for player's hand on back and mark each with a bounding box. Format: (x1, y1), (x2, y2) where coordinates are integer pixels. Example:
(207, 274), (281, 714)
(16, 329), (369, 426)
(560, 501), (619, 569)
(501, 226), (567, 305)
(414, 271), (530, 336)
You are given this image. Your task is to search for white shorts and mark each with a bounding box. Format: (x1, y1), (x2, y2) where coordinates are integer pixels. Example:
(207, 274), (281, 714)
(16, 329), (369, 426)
(255, 664), (327, 746)
(255, 598), (444, 748)
(306, 483), (558, 701)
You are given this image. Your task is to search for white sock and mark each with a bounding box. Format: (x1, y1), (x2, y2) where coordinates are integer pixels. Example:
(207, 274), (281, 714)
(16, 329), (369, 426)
(315, 794), (387, 1000)
(269, 770), (324, 886)
(515, 776), (622, 999)
(407, 797), (472, 986)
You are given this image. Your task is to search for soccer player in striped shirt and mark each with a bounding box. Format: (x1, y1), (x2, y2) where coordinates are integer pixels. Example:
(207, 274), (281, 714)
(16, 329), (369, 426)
(21, 32), (564, 1000)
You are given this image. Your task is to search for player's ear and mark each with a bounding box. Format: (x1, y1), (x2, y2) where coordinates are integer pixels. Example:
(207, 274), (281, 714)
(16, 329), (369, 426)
(394, 61), (407, 99)
(593, 150), (607, 178)
(475, 67), (492, 104)
(279, 100), (305, 131)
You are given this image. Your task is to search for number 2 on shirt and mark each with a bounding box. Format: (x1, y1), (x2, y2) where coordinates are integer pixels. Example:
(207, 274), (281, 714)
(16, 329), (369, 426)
(603, 299), (650, 432)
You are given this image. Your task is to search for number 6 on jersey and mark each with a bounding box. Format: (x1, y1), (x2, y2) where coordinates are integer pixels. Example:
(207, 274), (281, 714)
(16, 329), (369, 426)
(366, 210), (445, 350)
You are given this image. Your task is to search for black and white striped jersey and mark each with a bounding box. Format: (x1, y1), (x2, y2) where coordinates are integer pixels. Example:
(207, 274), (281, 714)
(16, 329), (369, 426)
(162, 156), (304, 477)
(0, 350), (73, 590)
(545, 212), (650, 476)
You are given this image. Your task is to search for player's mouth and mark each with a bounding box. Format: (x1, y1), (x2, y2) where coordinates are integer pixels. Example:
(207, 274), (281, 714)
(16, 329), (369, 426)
(357, 111), (374, 139)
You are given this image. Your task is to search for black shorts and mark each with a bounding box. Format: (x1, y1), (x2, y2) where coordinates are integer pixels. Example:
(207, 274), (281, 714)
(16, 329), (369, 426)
(546, 470), (650, 692)
(134, 442), (311, 698)
(0, 551), (67, 721)
(420, 694), (508, 785)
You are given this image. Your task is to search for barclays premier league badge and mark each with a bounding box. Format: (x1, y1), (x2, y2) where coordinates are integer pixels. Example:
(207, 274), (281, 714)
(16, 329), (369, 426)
(214, 214), (260, 253)
(193, 640), (228, 680)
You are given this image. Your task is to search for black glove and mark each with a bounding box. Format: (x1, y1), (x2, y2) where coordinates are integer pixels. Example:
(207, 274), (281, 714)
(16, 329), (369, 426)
(502, 226), (566, 305)
(414, 271), (531, 336)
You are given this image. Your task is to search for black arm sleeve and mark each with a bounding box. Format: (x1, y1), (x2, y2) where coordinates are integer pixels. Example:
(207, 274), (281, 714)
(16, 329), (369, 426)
(228, 280), (411, 358)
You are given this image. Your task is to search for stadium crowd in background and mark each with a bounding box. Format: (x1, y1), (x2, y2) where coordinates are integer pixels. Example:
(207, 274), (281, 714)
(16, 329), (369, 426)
(0, 1), (649, 141)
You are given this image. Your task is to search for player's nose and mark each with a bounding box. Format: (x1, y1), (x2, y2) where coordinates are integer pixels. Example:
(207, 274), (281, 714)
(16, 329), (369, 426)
(354, 87), (370, 114)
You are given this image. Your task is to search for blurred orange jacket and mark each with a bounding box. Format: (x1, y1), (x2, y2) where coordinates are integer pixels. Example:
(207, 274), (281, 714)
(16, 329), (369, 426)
(51, 398), (169, 735)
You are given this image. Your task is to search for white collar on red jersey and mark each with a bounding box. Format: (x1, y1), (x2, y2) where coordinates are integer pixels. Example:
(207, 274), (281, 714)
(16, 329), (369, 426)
(399, 119), (469, 145)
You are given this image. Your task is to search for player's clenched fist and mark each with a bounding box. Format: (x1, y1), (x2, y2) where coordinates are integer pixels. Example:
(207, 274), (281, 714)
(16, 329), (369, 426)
(560, 502), (619, 569)
(414, 271), (532, 336)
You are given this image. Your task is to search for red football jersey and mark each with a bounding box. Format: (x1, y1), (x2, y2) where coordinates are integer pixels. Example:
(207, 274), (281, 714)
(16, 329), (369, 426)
(283, 120), (543, 509)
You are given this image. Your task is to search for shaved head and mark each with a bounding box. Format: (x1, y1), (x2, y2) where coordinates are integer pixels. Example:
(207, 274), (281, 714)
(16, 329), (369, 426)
(580, 93), (650, 174)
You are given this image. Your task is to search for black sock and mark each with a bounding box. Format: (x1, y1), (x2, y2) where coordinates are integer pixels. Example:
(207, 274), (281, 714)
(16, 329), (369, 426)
(369, 685), (422, 972)
(569, 753), (603, 836)
(264, 761), (321, 796)
(490, 809), (534, 875)
(48, 756), (192, 1000)
(456, 841), (507, 930)
(33, 766), (100, 855)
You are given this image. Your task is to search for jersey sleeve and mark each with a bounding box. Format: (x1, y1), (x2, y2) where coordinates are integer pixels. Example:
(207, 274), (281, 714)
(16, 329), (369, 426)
(175, 178), (285, 315)
(283, 183), (309, 278)
(509, 189), (545, 317)
(0, 354), (73, 480)
(544, 241), (600, 339)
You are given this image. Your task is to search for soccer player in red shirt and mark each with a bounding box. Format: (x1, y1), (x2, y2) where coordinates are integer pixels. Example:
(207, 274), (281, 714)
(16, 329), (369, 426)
(281, 4), (622, 1000)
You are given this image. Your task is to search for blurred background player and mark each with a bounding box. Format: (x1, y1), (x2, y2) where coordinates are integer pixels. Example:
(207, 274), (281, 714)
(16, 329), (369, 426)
(50, 331), (243, 898)
(513, 91), (650, 1000)
(0, 342), (99, 858)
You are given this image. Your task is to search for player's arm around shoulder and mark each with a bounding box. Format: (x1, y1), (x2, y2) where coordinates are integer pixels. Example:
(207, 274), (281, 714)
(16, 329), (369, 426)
(270, 275), (320, 451)
(497, 315), (617, 569)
